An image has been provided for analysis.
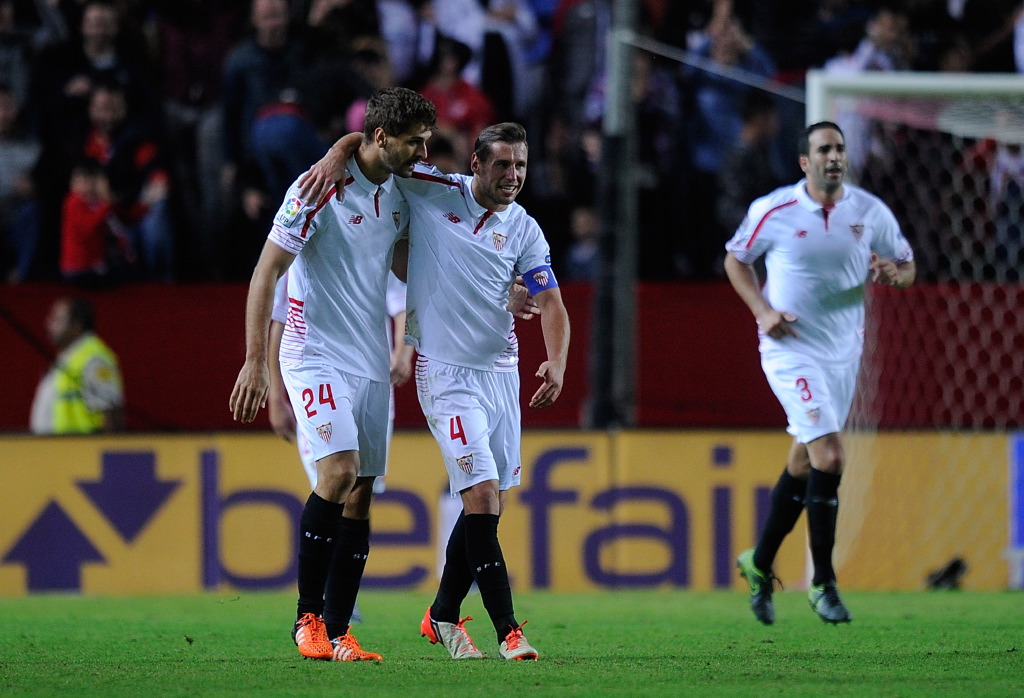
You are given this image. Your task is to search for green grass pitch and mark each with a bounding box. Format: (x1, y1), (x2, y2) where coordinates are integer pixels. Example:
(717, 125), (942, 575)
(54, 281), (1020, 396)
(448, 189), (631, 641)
(1, 590), (1020, 696)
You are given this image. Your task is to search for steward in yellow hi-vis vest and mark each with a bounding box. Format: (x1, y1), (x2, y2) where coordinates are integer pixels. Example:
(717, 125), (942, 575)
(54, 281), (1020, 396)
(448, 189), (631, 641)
(30, 298), (124, 434)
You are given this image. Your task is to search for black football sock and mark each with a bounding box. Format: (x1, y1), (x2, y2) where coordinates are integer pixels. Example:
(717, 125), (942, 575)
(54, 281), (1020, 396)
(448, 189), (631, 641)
(463, 513), (517, 642)
(806, 468), (841, 586)
(431, 511), (475, 623)
(323, 516), (370, 640)
(296, 493), (344, 618)
(753, 468), (807, 572)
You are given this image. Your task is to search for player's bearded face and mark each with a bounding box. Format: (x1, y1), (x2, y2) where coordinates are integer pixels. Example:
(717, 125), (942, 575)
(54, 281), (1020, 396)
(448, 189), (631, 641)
(382, 127), (432, 177)
(471, 141), (527, 210)
(803, 128), (847, 193)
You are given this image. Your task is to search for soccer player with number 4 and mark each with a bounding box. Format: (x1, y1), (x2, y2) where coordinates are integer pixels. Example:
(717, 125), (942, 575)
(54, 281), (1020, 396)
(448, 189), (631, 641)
(229, 87), (437, 662)
(724, 121), (915, 625)
(302, 121), (569, 660)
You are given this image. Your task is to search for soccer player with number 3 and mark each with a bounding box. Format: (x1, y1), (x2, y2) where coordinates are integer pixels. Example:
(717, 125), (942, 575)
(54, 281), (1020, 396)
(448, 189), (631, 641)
(725, 121), (915, 625)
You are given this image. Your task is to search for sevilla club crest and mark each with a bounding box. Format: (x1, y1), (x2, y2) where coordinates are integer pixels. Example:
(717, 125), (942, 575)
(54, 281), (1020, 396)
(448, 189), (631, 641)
(456, 454), (475, 474)
(850, 224), (864, 241)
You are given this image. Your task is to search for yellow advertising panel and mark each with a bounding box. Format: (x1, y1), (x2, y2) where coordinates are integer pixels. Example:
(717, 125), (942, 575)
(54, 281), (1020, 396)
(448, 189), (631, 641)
(0, 436), (219, 595)
(835, 432), (1008, 590)
(0, 430), (1011, 596)
(612, 431), (804, 591)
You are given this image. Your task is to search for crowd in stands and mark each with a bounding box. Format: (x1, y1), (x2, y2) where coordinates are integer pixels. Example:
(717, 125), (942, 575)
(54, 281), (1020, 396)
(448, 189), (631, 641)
(0, 0), (1021, 285)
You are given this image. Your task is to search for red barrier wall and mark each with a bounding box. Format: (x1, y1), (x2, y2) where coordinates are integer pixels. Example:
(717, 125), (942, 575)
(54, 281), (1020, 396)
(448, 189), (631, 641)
(6, 281), (1016, 433)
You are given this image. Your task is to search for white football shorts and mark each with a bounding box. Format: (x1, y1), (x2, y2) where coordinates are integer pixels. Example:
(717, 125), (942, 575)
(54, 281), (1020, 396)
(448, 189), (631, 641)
(760, 349), (860, 444)
(282, 363), (390, 477)
(415, 356), (522, 495)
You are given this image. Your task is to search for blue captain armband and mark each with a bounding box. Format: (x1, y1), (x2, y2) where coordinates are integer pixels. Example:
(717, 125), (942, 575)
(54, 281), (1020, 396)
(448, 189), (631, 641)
(522, 265), (559, 296)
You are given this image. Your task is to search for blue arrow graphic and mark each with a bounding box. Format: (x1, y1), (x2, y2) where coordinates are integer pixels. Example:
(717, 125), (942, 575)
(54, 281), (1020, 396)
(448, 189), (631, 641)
(3, 501), (105, 591)
(77, 452), (181, 542)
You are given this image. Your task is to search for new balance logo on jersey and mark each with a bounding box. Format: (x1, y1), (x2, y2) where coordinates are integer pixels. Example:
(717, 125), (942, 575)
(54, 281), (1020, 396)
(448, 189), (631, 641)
(794, 230), (808, 238)
(348, 215), (364, 224)
(444, 212), (461, 224)
(316, 422), (333, 443)
(456, 454), (474, 474)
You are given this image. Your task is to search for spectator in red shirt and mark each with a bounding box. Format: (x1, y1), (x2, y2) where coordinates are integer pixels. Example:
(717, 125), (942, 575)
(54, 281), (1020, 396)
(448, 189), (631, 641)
(59, 158), (124, 282)
(76, 79), (174, 280)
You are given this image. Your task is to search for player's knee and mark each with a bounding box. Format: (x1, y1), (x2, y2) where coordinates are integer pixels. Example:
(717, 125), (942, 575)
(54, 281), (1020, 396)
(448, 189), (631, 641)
(807, 434), (844, 474)
(315, 451), (359, 501)
(460, 480), (500, 515)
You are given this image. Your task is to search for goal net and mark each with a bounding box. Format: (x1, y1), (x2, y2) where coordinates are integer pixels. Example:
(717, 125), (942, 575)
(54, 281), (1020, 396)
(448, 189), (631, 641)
(806, 71), (1024, 589)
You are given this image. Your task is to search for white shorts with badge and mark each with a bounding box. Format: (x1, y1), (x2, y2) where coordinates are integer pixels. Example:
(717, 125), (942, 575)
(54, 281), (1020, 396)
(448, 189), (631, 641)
(415, 356), (522, 495)
(760, 350), (860, 444)
(282, 363), (390, 477)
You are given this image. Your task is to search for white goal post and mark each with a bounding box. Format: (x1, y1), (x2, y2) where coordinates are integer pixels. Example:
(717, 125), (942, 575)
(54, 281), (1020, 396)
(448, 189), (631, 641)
(806, 70), (1024, 137)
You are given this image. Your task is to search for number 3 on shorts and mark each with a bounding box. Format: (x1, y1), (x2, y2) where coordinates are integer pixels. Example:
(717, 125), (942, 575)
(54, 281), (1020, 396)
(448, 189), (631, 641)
(796, 377), (812, 402)
(450, 415), (467, 446)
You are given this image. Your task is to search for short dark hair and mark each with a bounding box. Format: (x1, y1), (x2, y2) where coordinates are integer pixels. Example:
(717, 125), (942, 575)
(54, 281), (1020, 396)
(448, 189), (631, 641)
(799, 121), (845, 156)
(362, 87), (437, 140)
(63, 297), (96, 332)
(473, 122), (528, 162)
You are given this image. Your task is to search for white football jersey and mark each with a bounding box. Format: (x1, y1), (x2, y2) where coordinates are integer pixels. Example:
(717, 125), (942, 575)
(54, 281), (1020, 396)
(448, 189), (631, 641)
(726, 179), (913, 363)
(268, 157), (409, 382)
(398, 165), (554, 371)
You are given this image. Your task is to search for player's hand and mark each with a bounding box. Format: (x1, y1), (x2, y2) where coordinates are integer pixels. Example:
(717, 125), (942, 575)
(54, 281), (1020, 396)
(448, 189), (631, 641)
(297, 146), (350, 203)
(267, 391), (297, 443)
(390, 354), (413, 386)
(870, 252), (900, 286)
(229, 360), (270, 423)
(506, 279), (540, 320)
(759, 309), (799, 340)
(529, 360), (564, 408)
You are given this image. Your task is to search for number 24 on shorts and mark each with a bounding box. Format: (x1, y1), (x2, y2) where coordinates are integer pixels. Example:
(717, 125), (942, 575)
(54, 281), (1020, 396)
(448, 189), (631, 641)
(302, 383), (337, 418)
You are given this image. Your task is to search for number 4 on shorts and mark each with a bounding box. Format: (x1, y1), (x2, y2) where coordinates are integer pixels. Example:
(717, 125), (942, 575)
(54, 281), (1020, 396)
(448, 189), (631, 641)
(450, 415), (467, 445)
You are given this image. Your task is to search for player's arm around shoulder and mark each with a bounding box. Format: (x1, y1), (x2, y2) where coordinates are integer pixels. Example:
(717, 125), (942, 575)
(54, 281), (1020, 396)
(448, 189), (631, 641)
(529, 286), (570, 408)
(297, 131), (362, 202)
